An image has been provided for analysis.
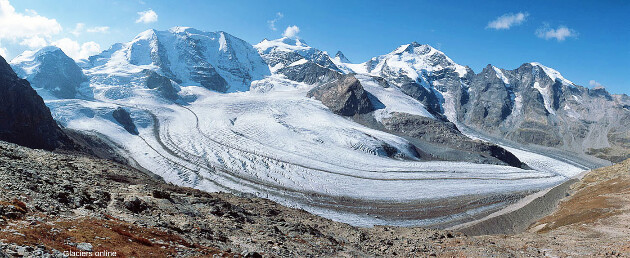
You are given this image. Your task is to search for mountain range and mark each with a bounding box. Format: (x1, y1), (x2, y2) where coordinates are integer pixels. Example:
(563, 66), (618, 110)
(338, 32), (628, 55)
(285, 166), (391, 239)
(3, 26), (628, 227)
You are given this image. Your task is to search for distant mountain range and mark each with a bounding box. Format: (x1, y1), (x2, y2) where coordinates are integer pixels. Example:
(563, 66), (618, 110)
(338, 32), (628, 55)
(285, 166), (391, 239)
(2, 26), (627, 227)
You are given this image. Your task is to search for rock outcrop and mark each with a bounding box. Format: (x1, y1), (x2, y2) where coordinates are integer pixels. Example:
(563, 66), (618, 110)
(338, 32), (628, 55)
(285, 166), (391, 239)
(0, 55), (69, 150)
(144, 69), (178, 100)
(307, 74), (375, 116)
(380, 112), (525, 168)
(112, 107), (139, 135)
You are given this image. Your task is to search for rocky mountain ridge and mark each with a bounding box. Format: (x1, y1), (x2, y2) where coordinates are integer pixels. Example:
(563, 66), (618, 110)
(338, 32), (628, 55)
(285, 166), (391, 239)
(0, 55), (71, 151)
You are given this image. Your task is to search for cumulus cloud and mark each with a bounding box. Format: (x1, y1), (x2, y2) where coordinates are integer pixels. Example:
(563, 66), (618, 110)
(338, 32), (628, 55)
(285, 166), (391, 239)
(589, 80), (605, 89)
(282, 25), (300, 38)
(136, 9), (158, 24)
(69, 23), (85, 37)
(87, 26), (110, 33)
(52, 38), (100, 60)
(487, 12), (528, 30)
(267, 12), (283, 31)
(0, 0), (62, 41)
(19, 35), (47, 49)
(536, 24), (577, 41)
(0, 47), (7, 57)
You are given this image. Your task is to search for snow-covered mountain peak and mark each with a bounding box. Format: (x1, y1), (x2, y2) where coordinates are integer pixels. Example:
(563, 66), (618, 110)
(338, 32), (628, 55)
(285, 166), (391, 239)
(11, 46), (64, 64)
(84, 27), (270, 93)
(394, 42), (435, 55)
(10, 45), (87, 99)
(529, 62), (575, 86)
(167, 26), (203, 35)
(366, 42), (468, 81)
(255, 37), (341, 75)
(254, 37), (311, 54)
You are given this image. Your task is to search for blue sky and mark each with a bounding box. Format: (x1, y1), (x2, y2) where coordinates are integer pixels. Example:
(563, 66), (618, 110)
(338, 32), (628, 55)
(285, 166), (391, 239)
(1, 0), (629, 94)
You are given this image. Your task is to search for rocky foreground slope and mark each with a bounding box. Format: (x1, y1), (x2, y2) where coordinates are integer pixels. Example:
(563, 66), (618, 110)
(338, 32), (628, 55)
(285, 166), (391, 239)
(0, 140), (628, 257)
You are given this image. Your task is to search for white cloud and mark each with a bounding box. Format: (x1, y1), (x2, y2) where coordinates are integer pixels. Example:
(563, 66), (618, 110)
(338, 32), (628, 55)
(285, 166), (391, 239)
(267, 12), (283, 31)
(69, 23), (85, 37)
(487, 12), (528, 30)
(0, 47), (7, 57)
(136, 9), (158, 24)
(70, 23), (110, 36)
(19, 35), (47, 49)
(0, 0), (62, 41)
(87, 26), (110, 33)
(589, 80), (605, 89)
(536, 24), (577, 41)
(52, 38), (100, 60)
(282, 25), (300, 38)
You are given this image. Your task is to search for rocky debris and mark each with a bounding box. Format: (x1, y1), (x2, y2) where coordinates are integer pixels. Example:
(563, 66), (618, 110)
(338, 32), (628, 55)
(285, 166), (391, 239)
(0, 55), (72, 151)
(112, 107), (138, 135)
(0, 140), (628, 256)
(381, 112), (525, 168)
(0, 242), (64, 257)
(75, 242), (93, 252)
(10, 46), (87, 99)
(307, 74), (375, 116)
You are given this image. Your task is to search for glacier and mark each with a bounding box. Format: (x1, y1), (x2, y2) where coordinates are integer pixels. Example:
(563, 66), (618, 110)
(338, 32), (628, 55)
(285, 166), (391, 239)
(9, 27), (589, 227)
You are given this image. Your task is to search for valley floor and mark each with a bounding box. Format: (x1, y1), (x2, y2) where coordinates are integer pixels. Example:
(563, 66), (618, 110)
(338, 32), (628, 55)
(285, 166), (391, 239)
(0, 140), (628, 257)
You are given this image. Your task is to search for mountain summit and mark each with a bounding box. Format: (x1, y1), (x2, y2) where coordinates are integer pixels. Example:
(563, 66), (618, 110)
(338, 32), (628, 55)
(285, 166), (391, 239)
(84, 27), (270, 93)
(11, 46), (87, 99)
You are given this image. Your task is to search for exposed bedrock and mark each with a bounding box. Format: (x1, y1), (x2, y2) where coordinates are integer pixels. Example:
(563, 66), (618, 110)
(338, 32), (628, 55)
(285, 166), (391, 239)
(307, 74), (375, 116)
(0, 55), (71, 150)
(112, 107), (139, 135)
(380, 112), (526, 168)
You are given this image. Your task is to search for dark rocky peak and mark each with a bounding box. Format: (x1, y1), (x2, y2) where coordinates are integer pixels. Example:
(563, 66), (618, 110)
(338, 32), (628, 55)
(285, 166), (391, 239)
(0, 55), (70, 150)
(479, 64), (498, 75)
(588, 86), (613, 100)
(0, 55), (16, 79)
(335, 51), (350, 63)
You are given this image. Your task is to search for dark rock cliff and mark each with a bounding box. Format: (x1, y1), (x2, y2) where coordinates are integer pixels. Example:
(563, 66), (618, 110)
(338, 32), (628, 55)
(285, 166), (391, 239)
(0, 55), (70, 150)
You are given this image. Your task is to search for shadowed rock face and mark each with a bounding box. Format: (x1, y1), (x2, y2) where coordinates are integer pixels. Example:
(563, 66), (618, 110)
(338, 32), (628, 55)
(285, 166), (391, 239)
(380, 112), (525, 168)
(277, 62), (342, 84)
(144, 70), (178, 100)
(112, 107), (138, 135)
(0, 55), (69, 150)
(307, 74), (375, 116)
